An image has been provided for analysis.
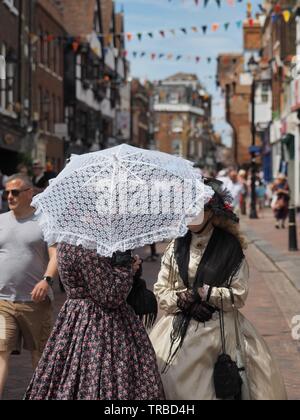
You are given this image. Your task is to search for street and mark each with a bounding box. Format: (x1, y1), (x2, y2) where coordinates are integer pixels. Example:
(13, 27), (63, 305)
(3, 210), (300, 400)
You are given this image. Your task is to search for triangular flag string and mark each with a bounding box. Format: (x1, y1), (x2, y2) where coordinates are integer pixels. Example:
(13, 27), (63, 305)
(35, 6), (296, 51)
(126, 50), (237, 65)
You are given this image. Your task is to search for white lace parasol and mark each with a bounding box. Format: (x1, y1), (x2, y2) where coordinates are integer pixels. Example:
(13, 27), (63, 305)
(32, 144), (213, 256)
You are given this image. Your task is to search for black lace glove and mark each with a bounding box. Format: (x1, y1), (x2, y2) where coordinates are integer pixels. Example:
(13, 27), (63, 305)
(176, 289), (196, 313)
(177, 289), (215, 322)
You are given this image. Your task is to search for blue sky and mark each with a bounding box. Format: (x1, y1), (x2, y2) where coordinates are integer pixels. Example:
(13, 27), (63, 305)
(116, 0), (262, 146)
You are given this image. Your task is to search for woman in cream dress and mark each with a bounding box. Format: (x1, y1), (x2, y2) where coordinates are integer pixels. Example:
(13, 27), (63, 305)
(150, 179), (287, 400)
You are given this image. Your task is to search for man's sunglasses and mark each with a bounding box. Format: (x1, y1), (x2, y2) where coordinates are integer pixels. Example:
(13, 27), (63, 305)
(2, 188), (31, 200)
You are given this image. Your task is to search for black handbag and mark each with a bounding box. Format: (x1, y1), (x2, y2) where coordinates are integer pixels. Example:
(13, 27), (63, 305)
(213, 294), (243, 400)
(126, 264), (158, 329)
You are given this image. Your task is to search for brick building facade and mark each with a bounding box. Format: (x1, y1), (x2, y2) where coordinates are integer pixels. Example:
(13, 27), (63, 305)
(153, 73), (213, 165)
(217, 54), (252, 166)
(131, 79), (150, 149)
(0, 0), (26, 174)
(32, 0), (66, 172)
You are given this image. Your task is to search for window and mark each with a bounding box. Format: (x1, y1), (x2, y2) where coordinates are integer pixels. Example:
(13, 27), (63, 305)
(39, 28), (44, 64)
(47, 33), (51, 68)
(168, 91), (179, 105)
(44, 90), (50, 131)
(0, 44), (15, 112)
(171, 117), (183, 133)
(261, 82), (269, 103)
(52, 94), (55, 131)
(57, 96), (61, 123)
(79, 111), (88, 140)
(44, 32), (49, 67)
(56, 42), (61, 75)
(172, 139), (182, 156)
(0, 43), (7, 110)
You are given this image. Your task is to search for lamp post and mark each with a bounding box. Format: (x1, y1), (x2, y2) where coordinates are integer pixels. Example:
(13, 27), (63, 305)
(248, 56), (259, 219)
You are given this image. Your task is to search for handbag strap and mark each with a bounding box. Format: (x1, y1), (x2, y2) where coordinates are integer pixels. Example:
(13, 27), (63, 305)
(219, 293), (226, 354)
(229, 288), (241, 350)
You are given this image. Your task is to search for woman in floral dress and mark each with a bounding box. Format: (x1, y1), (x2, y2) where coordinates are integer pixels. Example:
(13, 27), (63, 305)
(24, 244), (164, 400)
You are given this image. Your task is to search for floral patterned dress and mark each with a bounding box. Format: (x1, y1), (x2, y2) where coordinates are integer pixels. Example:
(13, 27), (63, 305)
(24, 243), (164, 400)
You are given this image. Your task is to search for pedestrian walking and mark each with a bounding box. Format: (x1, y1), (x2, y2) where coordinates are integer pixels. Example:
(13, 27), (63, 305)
(222, 170), (244, 216)
(0, 174), (58, 399)
(32, 160), (50, 195)
(238, 169), (248, 216)
(150, 178), (287, 400)
(255, 177), (267, 217)
(16, 163), (29, 177)
(0, 170), (8, 214)
(146, 243), (160, 262)
(271, 174), (290, 229)
(24, 249), (164, 400)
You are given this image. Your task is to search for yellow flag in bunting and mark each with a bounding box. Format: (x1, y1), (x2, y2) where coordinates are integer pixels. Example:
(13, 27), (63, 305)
(282, 10), (291, 23)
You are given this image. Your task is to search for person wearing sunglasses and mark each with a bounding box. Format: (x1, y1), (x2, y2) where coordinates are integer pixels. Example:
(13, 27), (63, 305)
(0, 174), (58, 399)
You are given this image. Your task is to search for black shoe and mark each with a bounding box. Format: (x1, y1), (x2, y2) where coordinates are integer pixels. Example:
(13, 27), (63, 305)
(275, 224), (280, 229)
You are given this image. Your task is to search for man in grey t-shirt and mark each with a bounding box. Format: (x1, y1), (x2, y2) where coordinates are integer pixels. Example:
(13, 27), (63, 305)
(0, 174), (58, 399)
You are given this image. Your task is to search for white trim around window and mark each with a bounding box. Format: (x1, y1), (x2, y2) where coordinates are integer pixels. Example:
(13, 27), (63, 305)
(3, 0), (19, 16)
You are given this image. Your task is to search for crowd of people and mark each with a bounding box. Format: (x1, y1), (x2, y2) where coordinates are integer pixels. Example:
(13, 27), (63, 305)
(204, 168), (291, 229)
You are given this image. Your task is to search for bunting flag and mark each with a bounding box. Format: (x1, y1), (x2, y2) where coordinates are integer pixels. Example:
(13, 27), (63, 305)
(168, 0), (245, 7)
(282, 10), (291, 23)
(204, 0), (221, 7)
(72, 41), (80, 53)
(126, 50), (229, 64)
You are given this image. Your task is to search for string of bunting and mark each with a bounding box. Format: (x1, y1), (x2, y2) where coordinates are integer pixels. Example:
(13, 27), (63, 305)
(29, 6), (294, 47)
(125, 50), (220, 64)
(167, 0), (294, 22)
(167, 0), (244, 7)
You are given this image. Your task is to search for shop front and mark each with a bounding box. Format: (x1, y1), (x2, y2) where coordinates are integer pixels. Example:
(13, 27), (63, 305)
(0, 122), (24, 175)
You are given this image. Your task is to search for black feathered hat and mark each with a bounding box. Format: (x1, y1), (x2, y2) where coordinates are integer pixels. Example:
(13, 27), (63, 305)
(204, 178), (239, 223)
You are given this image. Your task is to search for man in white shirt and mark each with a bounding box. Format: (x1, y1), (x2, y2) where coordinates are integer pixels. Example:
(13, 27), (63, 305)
(0, 174), (58, 398)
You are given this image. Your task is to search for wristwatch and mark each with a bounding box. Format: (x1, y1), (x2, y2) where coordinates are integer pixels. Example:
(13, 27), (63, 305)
(43, 276), (54, 287)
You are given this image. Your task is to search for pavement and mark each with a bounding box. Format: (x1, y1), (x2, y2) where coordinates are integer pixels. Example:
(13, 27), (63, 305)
(240, 208), (300, 293)
(2, 212), (300, 400)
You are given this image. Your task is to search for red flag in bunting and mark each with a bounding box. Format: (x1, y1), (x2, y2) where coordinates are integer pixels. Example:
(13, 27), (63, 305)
(72, 41), (80, 53)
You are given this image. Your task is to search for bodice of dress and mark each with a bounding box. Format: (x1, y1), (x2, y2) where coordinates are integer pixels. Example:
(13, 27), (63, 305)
(188, 229), (213, 286)
(57, 243), (133, 310)
(154, 229), (249, 315)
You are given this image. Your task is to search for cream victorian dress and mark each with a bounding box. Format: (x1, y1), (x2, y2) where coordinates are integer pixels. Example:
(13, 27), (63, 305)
(150, 230), (287, 400)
